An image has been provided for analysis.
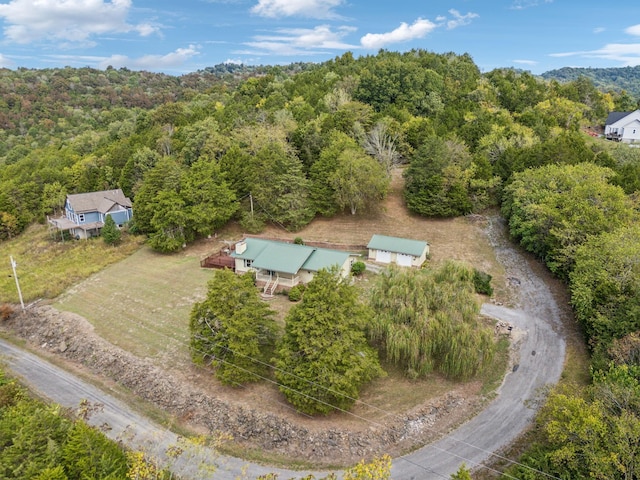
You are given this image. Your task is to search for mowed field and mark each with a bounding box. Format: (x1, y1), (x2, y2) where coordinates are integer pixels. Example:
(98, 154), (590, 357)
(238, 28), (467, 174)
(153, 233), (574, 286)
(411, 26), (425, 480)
(49, 169), (510, 422)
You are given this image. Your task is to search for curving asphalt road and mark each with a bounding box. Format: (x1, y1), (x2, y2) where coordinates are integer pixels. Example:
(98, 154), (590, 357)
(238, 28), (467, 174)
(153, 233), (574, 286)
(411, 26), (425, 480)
(0, 217), (567, 479)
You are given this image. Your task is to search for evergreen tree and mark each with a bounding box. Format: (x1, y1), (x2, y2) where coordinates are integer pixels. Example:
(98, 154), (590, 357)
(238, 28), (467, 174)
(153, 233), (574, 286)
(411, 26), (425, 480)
(190, 270), (277, 386)
(274, 269), (384, 415)
(101, 215), (121, 245)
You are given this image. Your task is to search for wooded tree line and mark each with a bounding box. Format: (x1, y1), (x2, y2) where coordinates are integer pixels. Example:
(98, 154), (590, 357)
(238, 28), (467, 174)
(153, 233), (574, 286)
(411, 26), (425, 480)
(2, 50), (638, 248)
(2, 49), (640, 477)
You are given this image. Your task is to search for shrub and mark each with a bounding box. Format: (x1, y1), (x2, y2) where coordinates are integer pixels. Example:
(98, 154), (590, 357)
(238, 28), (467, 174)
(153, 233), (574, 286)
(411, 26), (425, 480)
(239, 211), (265, 234)
(473, 269), (493, 296)
(293, 237), (304, 245)
(0, 304), (14, 321)
(101, 215), (121, 245)
(288, 284), (306, 302)
(351, 261), (366, 276)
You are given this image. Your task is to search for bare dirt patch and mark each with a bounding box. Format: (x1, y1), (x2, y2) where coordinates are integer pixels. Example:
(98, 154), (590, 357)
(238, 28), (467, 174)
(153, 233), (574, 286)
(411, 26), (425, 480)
(1, 168), (511, 468)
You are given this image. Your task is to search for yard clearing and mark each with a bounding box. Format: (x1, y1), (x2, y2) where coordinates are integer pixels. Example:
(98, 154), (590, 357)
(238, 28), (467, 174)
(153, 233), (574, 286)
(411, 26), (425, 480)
(4, 168), (519, 467)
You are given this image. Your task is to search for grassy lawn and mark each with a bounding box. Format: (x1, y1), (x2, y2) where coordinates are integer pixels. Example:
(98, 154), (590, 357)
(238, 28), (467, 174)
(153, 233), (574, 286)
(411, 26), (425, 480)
(0, 224), (144, 304)
(54, 246), (214, 361)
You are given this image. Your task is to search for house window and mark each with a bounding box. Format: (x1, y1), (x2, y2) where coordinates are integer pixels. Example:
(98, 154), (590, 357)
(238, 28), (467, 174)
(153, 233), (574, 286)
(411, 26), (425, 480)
(78, 213), (85, 223)
(244, 259), (252, 268)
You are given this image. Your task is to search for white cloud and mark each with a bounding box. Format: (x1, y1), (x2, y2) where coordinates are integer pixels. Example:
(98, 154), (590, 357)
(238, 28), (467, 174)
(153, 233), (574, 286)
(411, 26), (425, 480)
(510, 0), (553, 10)
(0, 53), (13, 67)
(626, 24), (640, 36)
(446, 9), (478, 30)
(593, 27), (605, 34)
(360, 18), (437, 50)
(243, 25), (357, 56)
(96, 45), (200, 70)
(513, 59), (538, 66)
(550, 43), (640, 67)
(251, 0), (344, 19)
(0, 0), (160, 44)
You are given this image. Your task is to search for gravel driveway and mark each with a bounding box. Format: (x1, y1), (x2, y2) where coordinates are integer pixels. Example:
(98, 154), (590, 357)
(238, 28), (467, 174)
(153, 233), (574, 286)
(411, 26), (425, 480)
(0, 216), (567, 479)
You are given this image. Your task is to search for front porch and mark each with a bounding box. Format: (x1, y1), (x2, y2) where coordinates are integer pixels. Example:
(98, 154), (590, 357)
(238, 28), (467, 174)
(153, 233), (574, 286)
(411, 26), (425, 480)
(255, 270), (300, 296)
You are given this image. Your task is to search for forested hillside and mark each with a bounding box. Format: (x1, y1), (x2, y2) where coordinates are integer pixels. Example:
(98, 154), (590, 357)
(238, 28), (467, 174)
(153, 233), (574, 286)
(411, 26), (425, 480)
(1, 49), (640, 478)
(542, 65), (640, 103)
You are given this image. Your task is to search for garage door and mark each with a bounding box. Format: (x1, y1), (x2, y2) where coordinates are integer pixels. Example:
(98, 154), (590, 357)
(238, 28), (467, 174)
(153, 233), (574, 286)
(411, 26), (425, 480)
(397, 253), (413, 267)
(376, 250), (392, 263)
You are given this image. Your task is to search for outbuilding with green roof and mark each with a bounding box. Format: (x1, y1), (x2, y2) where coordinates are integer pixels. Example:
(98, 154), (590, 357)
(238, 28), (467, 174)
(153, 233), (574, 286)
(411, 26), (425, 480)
(367, 234), (429, 267)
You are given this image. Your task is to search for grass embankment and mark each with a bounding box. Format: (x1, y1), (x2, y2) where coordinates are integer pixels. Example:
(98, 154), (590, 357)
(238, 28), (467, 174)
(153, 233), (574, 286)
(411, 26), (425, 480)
(0, 224), (143, 304)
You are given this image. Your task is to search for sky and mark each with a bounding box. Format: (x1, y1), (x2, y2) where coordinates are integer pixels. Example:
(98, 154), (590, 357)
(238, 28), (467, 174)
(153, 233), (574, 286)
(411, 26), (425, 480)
(0, 0), (639, 75)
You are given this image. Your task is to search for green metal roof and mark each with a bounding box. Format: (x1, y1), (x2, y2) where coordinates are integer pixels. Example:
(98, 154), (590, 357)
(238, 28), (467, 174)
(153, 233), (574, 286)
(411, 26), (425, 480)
(252, 242), (315, 274)
(232, 238), (349, 275)
(302, 249), (350, 272)
(367, 234), (428, 257)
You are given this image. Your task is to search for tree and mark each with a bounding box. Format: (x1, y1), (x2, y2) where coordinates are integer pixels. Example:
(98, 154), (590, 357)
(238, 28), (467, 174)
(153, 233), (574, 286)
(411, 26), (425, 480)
(450, 464), (472, 480)
(189, 270), (277, 386)
(181, 157), (237, 237)
(361, 120), (401, 174)
(368, 263), (495, 379)
(101, 215), (121, 245)
(249, 142), (314, 230)
(502, 162), (636, 278)
(274, 269), (384, 415)
(309, 131), (358, 217)
(404, 136), (473, 217)
(330, 147), (389, 215)
(570, 224), (640, 353)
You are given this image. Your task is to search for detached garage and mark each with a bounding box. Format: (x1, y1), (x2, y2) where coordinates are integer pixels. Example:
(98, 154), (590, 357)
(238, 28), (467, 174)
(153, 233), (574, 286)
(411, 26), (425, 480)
(367, 234), (429, 268)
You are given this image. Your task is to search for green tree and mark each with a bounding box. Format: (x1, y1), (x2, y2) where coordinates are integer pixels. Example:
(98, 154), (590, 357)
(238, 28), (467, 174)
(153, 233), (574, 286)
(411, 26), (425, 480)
(450, 463), (472, 480)
(502, 162), (636, 278)
(189, 270), (277, 386)
(368, 263), (495, 379)
(101, 215), (121, 245)
(404, 136), (473, 217)
(274, 269), (384, 415)
(181, 157), (237, 237)
(570, 224), (640, 353)
(330, 147), (389, 215)
(249, 142), (314, 230)
(309, 131), (358, 217)
(61, 421), (128, 479)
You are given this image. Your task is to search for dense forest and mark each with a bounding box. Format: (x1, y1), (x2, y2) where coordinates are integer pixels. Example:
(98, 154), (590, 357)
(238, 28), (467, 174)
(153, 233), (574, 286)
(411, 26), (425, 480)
(542, 65), (640, 100)
(1, 50), (640, 478)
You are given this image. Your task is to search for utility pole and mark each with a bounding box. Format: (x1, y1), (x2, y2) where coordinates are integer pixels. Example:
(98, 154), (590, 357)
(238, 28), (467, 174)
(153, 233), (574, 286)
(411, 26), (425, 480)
(9, 256), (25, 311)
(249, 192), (254, 217)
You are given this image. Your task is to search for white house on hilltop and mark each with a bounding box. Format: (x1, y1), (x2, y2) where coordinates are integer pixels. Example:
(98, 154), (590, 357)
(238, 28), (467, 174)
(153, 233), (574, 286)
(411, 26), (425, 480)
(604, 110), (640, 143)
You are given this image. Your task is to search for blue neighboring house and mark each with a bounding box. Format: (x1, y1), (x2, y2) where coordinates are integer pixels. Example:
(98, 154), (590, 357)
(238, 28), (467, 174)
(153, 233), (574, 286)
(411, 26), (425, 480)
(49, 189), (133, 240)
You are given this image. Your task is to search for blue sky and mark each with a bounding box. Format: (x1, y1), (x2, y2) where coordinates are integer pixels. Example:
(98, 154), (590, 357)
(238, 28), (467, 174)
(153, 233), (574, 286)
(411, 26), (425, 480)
(0, 0), (639, 75)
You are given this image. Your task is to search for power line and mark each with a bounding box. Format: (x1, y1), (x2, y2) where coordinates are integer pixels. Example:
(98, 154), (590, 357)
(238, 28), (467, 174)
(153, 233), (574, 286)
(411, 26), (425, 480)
(113, 307), (563, 480)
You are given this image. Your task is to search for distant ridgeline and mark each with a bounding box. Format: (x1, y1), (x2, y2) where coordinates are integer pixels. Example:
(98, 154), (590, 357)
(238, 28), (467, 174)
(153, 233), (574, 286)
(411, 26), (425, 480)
(541, 66), (640, 99)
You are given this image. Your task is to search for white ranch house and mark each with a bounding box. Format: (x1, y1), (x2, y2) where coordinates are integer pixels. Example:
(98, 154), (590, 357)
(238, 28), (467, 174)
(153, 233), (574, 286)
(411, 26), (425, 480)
(231, 238), (352, 295)
(604, 110), (640, 143)
(367, 234), (429, 267)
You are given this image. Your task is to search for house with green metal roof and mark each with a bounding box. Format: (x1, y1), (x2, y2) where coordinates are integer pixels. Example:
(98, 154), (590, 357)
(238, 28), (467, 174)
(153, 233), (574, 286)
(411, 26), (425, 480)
(367, 234), (429, 267)
(231, 238), (352, 295)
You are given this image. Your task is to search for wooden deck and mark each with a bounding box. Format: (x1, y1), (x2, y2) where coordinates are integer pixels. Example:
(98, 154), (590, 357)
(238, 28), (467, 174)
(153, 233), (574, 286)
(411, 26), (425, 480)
(200, 251), (235, 270)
